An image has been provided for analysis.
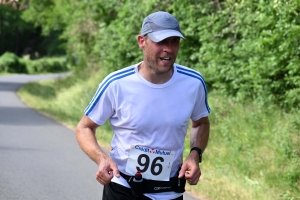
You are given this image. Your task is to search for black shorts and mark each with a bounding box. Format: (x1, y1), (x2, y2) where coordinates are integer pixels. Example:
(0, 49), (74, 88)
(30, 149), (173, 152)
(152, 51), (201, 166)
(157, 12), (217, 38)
(102, 182), (183, 200)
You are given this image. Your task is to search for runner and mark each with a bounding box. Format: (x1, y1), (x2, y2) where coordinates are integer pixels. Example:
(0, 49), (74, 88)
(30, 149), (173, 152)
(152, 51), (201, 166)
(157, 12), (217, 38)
(76, 11), (210, 200)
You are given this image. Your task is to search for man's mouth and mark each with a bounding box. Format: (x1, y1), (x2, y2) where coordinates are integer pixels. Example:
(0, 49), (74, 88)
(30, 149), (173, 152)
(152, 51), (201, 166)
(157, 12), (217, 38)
(160, 57), (171, 61)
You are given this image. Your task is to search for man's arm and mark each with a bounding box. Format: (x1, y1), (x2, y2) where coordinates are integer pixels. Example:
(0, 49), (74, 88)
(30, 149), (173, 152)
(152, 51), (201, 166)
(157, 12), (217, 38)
(190, 116), (210, 156)
(178, 116), (210, 185)
(76, 115), (120, 185)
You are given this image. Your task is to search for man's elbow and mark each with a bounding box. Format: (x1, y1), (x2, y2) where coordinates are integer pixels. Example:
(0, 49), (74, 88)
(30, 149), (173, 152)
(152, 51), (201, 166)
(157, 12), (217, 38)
(192, 116), (210, 128)
(75, 124), (85, 143)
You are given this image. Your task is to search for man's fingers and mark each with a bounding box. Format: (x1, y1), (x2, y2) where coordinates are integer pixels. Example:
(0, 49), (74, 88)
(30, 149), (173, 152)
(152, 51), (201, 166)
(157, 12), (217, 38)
(186, 177), (198, 185)
(179, 162), (193, 178)
(111, 165), (120, 178)
(96, 170), (114, 185)
(185, 169), (201, 185)
(178, 165), (188, 178)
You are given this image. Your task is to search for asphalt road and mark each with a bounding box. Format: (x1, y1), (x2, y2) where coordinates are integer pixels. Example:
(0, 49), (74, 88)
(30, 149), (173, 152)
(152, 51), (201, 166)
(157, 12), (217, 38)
(0, 73), (200, 200)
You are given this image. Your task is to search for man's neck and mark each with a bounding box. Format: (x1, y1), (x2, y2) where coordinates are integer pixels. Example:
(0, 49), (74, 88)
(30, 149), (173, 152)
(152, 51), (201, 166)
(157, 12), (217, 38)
(138, 62), (174, 84)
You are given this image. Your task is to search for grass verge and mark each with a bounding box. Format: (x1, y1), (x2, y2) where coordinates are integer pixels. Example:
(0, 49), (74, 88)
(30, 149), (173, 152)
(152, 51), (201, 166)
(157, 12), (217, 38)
(17, 69), (299, 200)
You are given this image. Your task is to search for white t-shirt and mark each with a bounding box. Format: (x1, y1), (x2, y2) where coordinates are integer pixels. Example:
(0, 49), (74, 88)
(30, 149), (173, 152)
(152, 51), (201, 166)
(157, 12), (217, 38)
(85, 62), (210, 199)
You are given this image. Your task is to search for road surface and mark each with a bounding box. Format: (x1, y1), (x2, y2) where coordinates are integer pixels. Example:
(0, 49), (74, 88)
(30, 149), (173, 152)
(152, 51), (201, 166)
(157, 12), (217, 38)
(0, 73), (200, 200)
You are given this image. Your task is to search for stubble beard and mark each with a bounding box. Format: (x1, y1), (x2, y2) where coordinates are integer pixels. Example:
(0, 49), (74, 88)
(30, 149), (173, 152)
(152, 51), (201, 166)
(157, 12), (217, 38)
(146, 56), (174, 75)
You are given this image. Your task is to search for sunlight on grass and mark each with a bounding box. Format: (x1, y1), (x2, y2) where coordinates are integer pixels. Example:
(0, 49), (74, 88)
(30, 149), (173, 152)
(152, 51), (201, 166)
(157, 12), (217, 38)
(183, 92), (299, 199)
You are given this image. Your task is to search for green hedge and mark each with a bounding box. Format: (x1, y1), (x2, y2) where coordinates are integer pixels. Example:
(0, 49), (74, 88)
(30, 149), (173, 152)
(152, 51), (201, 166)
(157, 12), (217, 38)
(25, 57), (69, 74)
(0, 52), (27, 73)
(0, 52), (69, 74)
(21, 0), (300, 110)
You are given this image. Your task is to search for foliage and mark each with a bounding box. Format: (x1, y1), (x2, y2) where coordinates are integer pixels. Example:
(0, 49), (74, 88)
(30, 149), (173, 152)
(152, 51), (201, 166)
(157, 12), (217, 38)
(205, 92), (300, 198)
(24, 56), (70, 74)
(170, 0), (300, 110)
(0, 52), (27, 73)
(0, 52), (69, 74)
(20, 0), (300, 110)
(0, 2), (31, 56)
(0, 1), (65, 57)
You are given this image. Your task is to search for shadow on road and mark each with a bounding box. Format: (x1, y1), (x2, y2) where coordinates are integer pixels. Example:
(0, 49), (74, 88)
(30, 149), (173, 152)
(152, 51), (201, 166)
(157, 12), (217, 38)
(0, 106), (58, 126)
(0, 82), (24, 91)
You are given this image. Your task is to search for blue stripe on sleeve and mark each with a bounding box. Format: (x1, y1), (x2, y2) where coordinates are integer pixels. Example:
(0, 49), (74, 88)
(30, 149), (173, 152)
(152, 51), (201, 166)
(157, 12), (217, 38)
(176, 66), (210, 113)
(84, 67), (135, 116)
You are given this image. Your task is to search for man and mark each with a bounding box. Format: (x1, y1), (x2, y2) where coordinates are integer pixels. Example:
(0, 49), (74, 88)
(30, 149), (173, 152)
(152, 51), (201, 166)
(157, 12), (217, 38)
(76, 11), (210, 200)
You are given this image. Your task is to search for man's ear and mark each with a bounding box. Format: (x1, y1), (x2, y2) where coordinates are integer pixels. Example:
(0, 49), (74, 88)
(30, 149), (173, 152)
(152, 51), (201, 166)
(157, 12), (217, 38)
(137, 35), (146, 50)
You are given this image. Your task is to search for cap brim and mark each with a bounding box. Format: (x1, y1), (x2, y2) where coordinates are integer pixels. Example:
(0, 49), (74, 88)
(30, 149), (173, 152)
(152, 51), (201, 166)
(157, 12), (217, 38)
(147, 30), (185, 42)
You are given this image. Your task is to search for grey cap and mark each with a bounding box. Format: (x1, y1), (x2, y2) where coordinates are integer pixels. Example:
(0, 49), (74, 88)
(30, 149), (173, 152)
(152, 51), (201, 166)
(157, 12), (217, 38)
(141, 11), (185, 42)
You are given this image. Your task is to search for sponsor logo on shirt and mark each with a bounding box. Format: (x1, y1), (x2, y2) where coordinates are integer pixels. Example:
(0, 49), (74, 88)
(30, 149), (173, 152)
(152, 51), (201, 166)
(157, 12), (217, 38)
(134, 145), (172, 155)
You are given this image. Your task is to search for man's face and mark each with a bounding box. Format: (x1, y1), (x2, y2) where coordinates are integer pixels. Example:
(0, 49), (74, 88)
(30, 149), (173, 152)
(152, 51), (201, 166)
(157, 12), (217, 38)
(139, 36), (180, 75)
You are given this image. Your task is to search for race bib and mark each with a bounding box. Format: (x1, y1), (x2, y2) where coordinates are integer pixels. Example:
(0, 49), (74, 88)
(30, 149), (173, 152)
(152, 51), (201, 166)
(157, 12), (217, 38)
(125, 145), (175, 181)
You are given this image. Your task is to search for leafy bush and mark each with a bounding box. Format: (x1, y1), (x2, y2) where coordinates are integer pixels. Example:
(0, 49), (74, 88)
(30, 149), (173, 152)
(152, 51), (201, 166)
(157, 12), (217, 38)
(0, 52), (69, 74)
(25, 57), (69, 74)
(23, 0), (299, 109)
(0, 52), (27, 73)
(0, 2), (65, 58)
(171, 0), (300, 110)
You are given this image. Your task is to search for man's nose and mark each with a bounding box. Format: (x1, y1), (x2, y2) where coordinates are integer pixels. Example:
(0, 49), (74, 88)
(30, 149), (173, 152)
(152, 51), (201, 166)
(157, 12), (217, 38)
(162, 40), (173, 52)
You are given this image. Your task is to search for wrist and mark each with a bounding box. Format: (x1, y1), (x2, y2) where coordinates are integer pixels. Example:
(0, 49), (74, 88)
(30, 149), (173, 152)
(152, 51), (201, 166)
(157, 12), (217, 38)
(190, 147), (202, 163)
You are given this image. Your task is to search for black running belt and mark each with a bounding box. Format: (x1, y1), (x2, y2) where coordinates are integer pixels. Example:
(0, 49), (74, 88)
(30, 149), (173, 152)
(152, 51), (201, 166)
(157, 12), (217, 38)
(120, 172), (186, 193)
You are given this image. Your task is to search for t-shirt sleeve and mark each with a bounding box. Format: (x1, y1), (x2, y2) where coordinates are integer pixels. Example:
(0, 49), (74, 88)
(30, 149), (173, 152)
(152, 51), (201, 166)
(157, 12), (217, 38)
(191, 79), (210, 121)
(84, 81), (115, 125)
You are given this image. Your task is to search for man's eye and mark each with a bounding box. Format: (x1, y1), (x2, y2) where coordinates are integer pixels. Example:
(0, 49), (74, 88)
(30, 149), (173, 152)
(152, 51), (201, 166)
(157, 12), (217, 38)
(172, 39), (179, 43)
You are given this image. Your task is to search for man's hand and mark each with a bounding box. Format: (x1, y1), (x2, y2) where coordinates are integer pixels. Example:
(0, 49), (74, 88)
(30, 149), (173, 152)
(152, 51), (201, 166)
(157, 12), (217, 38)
(178, 152), (201, 185)
(178, 116), (209, 185)
(95, 155), (120, 185)
(76, 115), (120, 185)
